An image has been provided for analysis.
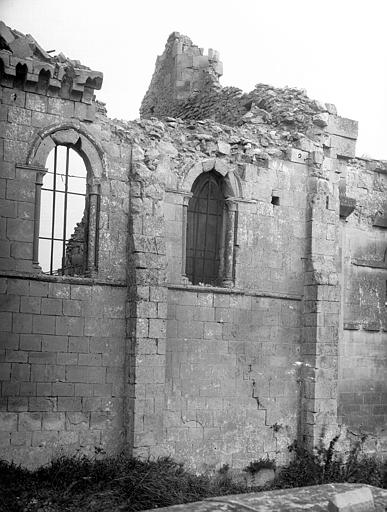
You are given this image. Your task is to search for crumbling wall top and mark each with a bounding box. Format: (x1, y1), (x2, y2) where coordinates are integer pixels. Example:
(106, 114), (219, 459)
(0, 21), (103, 102)
(140, 31), (223, 119)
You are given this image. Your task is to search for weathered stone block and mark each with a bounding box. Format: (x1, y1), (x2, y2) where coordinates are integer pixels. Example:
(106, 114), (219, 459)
(55, 316), (84, 336)
(32, 315), (56, 335)
(68, 336), (88, 353)
(0, 293), (20, 312)
(31, 431), (59, 447)
(31, 364), (64, 382)
(12, 313), (33, 334)
(78, 353), (102, 366)
(5, 349), (28, 363)
(327, 486), (374, 512)
(30, 281), (48, 297)
(41, 335), (68, 352)
(6, 218), (34, 242)
(10, 431), (32, 446)
(74, 383), (93, 396)
(28, 351), (56, 364)
(25, 93), (47, 113)
(18, 412), (42, 431)
(327, 116), (358, 139)
(63, 299), (83, 317)
(20, 297), (41, 314)
(30, 111), (57, 128)
(41, 298), (62, 316)
(10, 241), (33, 259)
(0, 412), (18, 431)
(0, 199), (17, 218)
(330, 134), (356, 158)
(42, 412), (66, 431)
(29, 397), (58, 412)
(57, 397), (82, 412)
(70, 285), (91, 301)
(47, 97), (74, 118)
(7, 106), (32, 126)
(57, 352), (78, 365)
(86, 366), (106, 384)
(66, 412), (90, 430)
(48, 283), (70, 299)
(8, 397), (28, 411)
(66, 365), (88, 383)
(52, 382), (74, 396)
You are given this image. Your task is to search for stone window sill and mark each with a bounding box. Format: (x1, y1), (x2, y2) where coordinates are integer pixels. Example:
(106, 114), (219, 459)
(0, 270), (126, 287)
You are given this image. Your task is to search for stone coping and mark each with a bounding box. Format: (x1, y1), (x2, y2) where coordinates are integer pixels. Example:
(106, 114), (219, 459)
(168, 283), (302, 301)
(0, 270), (126, 287)
(145, 483), (387, 511)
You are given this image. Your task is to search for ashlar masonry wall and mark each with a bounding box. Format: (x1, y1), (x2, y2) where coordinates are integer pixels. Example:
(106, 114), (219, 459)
(2, 24), (386, 470)
(158, 147), (310, 469)
(0, 25), (134, 466)
(338, 159), (387, 451)
(0, 277), (126, 467)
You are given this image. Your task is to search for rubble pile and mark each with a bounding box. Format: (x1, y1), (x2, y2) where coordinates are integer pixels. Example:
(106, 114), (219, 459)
(110, 109), (299, 187)
(115, 83), (335, 172)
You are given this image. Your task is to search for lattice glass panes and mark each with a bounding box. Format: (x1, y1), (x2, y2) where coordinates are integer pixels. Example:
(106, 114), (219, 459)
(39, 145), (88, 275)
(186, 172), (224, 285)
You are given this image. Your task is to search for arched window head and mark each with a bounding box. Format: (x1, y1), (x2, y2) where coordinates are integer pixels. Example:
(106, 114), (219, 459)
(186, 171), (225, 285)
(39, 145), (90, 275)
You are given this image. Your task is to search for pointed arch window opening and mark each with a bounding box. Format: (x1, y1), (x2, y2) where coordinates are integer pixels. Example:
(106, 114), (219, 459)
(38, 145), (89, 275)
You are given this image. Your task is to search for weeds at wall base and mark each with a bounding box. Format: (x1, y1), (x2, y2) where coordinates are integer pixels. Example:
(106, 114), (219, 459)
(0, 442), (386, 512)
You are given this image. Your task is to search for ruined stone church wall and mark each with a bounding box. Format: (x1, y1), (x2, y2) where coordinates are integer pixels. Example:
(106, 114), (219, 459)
(154, 145), (309, 469)
(338, 159), (387, 450)
(1, 22), (386, 470)
(0, 30), (133, 465)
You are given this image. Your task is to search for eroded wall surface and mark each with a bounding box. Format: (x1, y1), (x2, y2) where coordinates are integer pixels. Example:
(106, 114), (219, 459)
(0, 23), (131, 466)
(1, 23), (386, 470)
(339, 160), (387, 450)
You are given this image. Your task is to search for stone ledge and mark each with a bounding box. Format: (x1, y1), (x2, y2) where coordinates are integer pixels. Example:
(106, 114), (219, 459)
(0, 270), (126, 287)
(167, 283), (302, 301)
(352, 258), (387, 269)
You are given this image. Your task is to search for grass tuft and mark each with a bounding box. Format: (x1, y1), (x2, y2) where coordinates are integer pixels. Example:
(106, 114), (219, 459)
(0, 440), (386, 512)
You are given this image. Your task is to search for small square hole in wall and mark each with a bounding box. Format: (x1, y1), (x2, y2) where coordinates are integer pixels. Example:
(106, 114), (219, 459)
(271, 195), (280, 206)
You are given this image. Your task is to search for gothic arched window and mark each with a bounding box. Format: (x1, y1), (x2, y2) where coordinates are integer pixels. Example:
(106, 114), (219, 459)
(185, 171), (225, 285)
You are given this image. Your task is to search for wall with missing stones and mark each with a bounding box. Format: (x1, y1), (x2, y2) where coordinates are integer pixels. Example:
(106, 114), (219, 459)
(0, 21), (131, 466)
(0, 23), (386, 470)
(338, 158), (387, 452)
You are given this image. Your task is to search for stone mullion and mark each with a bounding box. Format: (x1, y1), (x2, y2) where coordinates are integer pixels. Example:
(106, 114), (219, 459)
(181, 193), (192, 282)
(86, 183), (100, 276)
(33, 169), (45, 270)
(221, 198), (237, 287)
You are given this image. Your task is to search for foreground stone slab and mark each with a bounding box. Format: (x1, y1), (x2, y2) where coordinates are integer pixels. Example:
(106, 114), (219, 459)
(145, 484), (387, 511)
(328, 486), (375, 511)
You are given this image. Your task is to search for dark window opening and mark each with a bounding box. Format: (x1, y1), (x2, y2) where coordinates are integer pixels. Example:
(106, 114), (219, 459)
(186, 171), (225, 285)
(39, 145), (88, 275)
(326, 196), (330, 209)
(271, 195), (280, 206)
(38, 69), (51, 94)
(14, 63), (27, 89)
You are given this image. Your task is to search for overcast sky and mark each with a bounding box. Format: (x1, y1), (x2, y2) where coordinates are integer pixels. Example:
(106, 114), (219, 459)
(2, 0), (387, 159)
